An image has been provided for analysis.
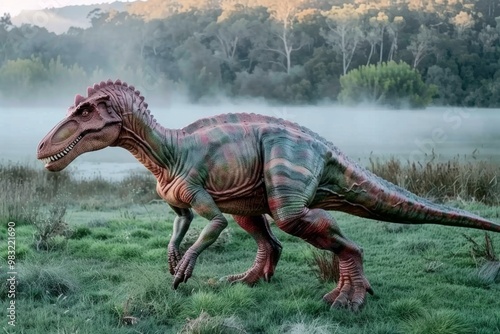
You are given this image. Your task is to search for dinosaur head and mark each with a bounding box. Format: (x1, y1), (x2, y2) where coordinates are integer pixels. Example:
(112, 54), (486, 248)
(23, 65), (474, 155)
(37, 81), (123, 171)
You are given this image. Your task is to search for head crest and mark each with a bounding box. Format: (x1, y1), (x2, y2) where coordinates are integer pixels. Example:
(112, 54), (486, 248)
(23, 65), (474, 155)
(79, 79), (149, 111)
(74, 94), (85, 106)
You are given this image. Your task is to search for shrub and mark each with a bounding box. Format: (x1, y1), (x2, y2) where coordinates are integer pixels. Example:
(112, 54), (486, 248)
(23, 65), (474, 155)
(338, 61), (437, 108)
(32, 202), (70, 251)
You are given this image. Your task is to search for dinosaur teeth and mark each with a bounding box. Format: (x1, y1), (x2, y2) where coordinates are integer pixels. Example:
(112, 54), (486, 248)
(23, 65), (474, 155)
(40, 135), (83, 164)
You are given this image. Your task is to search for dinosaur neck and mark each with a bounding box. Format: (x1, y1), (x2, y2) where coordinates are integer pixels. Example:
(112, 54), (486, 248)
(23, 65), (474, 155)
(111, 94), (177, 181)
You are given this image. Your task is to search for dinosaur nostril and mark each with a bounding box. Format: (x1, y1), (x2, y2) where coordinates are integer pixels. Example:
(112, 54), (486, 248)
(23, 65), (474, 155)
(38, 142), (44, 150)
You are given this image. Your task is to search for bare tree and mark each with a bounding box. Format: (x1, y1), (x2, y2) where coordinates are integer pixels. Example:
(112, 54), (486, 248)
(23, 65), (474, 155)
(372, 11), (389, 64)
(0, 13), (13, 64)
(206, 18), (253, 64)
(407, 25), (436, 68)
(364, 27), (380, 65)
(321, 4), (363, 75)
(387, 16), (405, 62)
(259, 0), (310, 74)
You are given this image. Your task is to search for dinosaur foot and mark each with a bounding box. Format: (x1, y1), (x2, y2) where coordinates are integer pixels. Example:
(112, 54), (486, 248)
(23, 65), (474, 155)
(322, 254), (373, 312)
(225, 240), (282, 285)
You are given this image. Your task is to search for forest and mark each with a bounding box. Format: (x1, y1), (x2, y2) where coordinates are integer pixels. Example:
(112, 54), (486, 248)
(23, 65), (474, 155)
(0, 0), (499, 107)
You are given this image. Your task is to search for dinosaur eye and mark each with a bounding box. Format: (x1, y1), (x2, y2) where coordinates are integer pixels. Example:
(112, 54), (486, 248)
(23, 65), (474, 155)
(81, 109), (90, 117)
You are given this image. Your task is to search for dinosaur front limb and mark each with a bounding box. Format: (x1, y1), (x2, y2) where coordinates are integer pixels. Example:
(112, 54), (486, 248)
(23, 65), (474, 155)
(167, 206), (193, 274)
(225, 215), (282, 285)
(173, 191), (228, 289)
(173, 215), (227, 288)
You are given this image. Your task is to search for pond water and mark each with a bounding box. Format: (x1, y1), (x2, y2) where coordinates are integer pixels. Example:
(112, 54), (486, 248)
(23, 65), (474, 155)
(2, 102), (499, 180)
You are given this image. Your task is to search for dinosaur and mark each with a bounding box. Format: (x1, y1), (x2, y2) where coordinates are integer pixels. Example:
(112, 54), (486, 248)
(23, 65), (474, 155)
(37, 80), (500, 311)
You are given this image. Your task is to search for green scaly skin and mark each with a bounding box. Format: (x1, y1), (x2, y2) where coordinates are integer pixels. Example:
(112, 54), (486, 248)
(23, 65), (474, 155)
(37, 80), (500, 311)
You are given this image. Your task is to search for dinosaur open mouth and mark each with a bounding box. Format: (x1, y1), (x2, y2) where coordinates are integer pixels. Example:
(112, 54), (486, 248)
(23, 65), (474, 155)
(39, 135), (82, 164)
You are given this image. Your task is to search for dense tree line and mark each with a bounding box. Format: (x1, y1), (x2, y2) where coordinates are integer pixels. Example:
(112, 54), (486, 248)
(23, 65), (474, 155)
(0, 0), (499, 107)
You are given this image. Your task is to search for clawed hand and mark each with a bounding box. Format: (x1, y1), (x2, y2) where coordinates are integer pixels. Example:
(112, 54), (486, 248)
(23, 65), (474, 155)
(167, 243), (182, 275)
(172, 249), (198, 289)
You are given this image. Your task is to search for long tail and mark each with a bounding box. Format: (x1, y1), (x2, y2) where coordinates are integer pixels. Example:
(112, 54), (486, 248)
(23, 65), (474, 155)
(324, 158), (500, 233)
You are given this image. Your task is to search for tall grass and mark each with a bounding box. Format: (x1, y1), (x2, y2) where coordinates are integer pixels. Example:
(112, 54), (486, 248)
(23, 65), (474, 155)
(369, 156), (500, 204)
(1, 156), (498, 226)
(0, 163), (60, 224)
(0, 162), (159, 225)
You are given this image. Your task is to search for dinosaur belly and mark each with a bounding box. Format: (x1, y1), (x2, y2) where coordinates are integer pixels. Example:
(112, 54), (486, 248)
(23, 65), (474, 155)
(210, 183), (269, 215)
(215, 197), (269, 215)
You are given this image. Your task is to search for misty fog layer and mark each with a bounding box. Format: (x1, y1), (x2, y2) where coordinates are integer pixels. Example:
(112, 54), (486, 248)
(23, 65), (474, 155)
(3, 103), (499, 179)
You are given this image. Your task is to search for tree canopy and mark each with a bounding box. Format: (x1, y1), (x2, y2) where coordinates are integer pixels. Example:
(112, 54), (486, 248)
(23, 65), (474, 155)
(1, 0), (499, 107)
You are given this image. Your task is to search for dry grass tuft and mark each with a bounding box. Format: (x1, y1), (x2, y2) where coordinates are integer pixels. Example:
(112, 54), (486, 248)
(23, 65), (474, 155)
(308, 248), (340, 283)
(462, 232), (500, 283)
(180, 311), (247, 334)
(120, 298), (139, 326)
(462, 232), (498, 262)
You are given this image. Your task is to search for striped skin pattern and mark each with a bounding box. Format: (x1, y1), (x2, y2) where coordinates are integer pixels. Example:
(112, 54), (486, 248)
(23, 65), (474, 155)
(37, 80), (500, 311)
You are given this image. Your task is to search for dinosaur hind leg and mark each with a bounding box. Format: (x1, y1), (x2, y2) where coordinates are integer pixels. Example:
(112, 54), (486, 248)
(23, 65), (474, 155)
(263, 144), (372, 311)
(272, 205), (373, 311)
(225, 215), (282, 285)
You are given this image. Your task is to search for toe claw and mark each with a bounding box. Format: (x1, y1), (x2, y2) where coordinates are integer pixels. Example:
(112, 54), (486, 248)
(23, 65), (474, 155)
(173, 276), (182, 289)
(331, 300), (345, 309)
(351, 303), (361, 313)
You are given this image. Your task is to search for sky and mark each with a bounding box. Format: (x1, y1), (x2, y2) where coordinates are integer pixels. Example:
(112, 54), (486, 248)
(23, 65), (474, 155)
(1, 0), (139, 16)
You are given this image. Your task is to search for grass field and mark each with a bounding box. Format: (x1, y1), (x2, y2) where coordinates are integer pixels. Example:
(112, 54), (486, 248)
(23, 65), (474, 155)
(1, 162), (500, 333)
